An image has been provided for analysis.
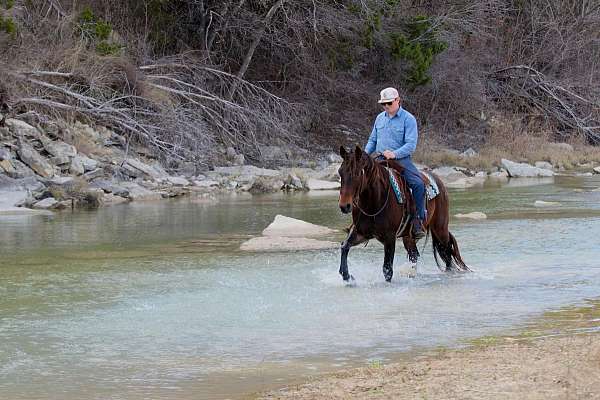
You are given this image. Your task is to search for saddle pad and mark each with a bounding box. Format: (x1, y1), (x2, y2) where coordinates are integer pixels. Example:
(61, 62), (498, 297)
(386, 167), (404, 204)
(422, 171), (440, 200)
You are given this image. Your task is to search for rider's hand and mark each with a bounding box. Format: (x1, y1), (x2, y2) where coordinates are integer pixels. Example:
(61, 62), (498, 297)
(383, 150), (395, 159)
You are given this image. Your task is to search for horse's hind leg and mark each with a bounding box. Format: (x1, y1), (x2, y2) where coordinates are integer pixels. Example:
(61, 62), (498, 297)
(383, 239), (396, 282)
(340, 226), (366, 281)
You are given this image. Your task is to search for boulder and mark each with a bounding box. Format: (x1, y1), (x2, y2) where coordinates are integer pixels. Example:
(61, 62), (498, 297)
(445, 177), (486, 189)
(122, 158), (167, 180)
(249, 176), (284, 193)
(432, 166), (467, 182)
(0, 159), (16, 174)
(455, 212), (487, 220)
(101, 193), (129, 206)
(6, 119), (42, 138)
(166, 176), (189, 186)
(69, 156), (85, 175)
(17, 142), (54, 178)
(0, 147), (11, 160)
(262, 215), (337, 237)
(593, 166), (600, 174)
(120, 182), (162, 201)
(501, 159), (554, 177)
(240, 236), (337, 251)
(306, 179), (340, 190)
(32, 197), (59, 209)
(50, 176), (75, 186)
(43, 140), (77, 158)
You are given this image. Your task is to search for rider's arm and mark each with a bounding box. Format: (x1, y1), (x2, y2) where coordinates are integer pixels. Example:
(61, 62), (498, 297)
(393, 115), (418, 159)
(364, 119), (378, 154)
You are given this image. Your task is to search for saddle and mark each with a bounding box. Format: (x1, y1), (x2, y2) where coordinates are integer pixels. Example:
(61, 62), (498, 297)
(375, 157), (440, 204)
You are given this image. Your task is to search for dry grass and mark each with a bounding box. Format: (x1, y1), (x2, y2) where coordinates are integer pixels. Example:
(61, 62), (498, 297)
(416, 115), (600, 170)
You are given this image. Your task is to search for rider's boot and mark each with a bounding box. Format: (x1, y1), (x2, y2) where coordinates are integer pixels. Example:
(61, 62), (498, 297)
(412, 217), (425, 241)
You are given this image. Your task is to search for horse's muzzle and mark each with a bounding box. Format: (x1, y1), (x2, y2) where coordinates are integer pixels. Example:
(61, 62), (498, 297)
(340, 203), (351, 214)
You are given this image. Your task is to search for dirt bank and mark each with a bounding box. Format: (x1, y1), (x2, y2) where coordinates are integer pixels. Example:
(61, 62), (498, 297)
(256, 303), (600, 399)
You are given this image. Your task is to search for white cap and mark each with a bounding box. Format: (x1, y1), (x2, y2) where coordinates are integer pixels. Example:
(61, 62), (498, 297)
(378, 87), (399, 103)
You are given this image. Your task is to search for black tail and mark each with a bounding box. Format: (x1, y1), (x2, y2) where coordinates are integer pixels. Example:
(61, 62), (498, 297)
(432, 232), (471, 272)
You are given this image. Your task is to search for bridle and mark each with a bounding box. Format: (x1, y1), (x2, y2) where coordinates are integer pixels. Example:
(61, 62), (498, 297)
(348, 160), (412, 237)
(350, 163), (391, 218)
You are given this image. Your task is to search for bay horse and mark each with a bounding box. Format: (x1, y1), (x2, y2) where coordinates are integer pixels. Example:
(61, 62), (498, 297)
(337, 145), (470, 282)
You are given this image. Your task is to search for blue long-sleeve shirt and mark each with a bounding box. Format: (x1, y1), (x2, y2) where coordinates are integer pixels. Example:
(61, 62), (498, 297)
(364, 107), (418, 159)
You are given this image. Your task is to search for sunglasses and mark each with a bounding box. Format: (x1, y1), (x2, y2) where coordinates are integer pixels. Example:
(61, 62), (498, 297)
(381, 101), (394, 107)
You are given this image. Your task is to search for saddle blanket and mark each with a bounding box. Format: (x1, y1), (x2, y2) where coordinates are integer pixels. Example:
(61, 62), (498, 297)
(387, 168), (440, 204)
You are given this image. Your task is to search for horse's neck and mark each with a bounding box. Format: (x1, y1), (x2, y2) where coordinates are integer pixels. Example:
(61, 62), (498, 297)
(357, 167), (388, 206)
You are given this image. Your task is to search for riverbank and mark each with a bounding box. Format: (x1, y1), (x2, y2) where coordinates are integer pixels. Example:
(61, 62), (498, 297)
(256, 301), (600, 399)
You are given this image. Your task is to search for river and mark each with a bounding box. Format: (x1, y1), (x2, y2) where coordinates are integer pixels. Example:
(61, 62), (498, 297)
(1, 175), (600, 399)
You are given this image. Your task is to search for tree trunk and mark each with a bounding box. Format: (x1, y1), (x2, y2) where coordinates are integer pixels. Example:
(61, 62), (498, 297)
(227, 0), (285, 100)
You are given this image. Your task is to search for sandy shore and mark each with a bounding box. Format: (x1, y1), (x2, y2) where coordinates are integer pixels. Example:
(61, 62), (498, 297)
(256, 305), (600, 400)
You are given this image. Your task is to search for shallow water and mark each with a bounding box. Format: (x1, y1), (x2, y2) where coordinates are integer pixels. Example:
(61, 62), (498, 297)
(1, 175), (600, 399)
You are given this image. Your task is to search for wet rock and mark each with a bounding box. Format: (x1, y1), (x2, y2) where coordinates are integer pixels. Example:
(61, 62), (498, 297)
(489, 170), (509, 179)
(33, 197), (59, 209)
(455, 212), (487, 220)
(262, 215), (337, 237)
(120, 182), (162, 201)
(100, 193), (129, 206)
(501, 159), (554, 178)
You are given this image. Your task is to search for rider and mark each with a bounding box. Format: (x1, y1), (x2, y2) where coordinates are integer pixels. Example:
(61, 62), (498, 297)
(364, 87), (426, 240)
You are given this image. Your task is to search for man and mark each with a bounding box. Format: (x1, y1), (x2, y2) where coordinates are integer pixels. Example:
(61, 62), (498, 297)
(364, 87), (426, 240)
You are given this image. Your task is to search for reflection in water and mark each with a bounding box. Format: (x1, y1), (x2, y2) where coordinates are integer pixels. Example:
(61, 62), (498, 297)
(1, 175), (600, 399)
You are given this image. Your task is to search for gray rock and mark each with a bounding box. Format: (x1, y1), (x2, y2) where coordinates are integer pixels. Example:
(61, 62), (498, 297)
(535, 161), (553, 170)
(213, 165), (281, 177)
(120, 182), (162, 201)
(233, 154), (245, 166)
(0, 148), (11, 160)
(90, 180), (129, 196)
(167, 176), (189, 186)
(50, 176), (75, 186)
(432, 166), (467, 182)
(33, 197), (59, 209)
(262, 215), (337, 237)
(593, 166), (600, 174)
(50, 155), (71, 166)
(17, 142), (54, 178)
(286, 173), (303, 189)
(327, 153), (343, 163)
(6, 119), (42, 138)
(461, 148), (478, 158)
(70, 156), (85, 175)
(82, 168), (104, 181)
(43, 140), (77, 158)
(194, 180), (219, 188)
(122, 158), (167, 180)
(101, 193), (129, 206)
(9, 159), (36, 178)
(78, 155), (98, 172)
(306, 179), (340, 190)
(501, 159), (554, 177)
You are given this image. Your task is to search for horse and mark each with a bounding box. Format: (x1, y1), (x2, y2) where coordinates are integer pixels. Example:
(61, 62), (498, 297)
(337, 145), (470, 282)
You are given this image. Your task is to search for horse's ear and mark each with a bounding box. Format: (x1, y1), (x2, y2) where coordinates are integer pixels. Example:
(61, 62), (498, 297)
(339, 145), (348, 159)
(354, 145), (363, 160)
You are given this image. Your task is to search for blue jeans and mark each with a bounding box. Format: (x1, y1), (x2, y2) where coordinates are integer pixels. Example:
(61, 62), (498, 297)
(395, 157), (425, 221)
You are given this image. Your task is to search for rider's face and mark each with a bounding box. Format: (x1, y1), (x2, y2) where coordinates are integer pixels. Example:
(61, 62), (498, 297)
(382, 98), (400, 115)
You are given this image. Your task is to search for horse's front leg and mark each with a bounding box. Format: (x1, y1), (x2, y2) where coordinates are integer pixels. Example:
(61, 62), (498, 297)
(383, 239), (396, 282)
(340, 225), (365, 282)
(402, 236), (420, 264)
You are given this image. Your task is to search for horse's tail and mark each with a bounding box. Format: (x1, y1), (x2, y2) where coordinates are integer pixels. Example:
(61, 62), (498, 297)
(432, 231), (471, 272)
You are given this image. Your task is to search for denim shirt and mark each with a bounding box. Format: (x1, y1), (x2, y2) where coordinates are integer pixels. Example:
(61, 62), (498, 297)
(364, 107), (418, 159)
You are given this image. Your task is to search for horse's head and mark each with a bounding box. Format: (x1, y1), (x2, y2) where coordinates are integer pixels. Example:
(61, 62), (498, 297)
(338, 145), (373, 214)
